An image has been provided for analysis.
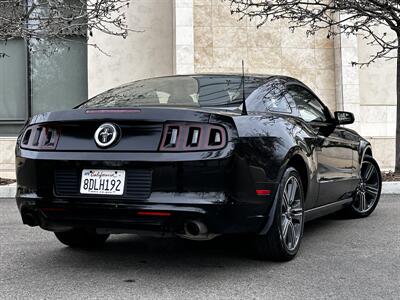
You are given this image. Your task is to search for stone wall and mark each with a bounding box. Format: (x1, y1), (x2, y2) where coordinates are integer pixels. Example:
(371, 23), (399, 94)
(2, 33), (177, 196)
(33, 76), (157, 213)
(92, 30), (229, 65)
(357, 29), (397, 170)
(192, 2), (397, 170)
(88, 0), (175, 97)
(193, 0), (336, 111)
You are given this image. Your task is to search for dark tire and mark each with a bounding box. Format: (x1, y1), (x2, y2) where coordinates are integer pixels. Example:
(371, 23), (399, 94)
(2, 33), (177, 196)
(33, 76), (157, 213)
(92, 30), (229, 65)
(253, 167), (305, 261)
(54, 228), (109, 248)
(340, 155), (382, 218)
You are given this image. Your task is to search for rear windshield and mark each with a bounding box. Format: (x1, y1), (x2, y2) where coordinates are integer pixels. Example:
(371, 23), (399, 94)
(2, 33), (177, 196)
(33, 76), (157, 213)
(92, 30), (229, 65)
(78, 75), (269, 109)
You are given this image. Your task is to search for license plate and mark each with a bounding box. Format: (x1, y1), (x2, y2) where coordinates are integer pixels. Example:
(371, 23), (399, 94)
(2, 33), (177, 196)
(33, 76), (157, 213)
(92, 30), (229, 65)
(80, 169), (125, 195)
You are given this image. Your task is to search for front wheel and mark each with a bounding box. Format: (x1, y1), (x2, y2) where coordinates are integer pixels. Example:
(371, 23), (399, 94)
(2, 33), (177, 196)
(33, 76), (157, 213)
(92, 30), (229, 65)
(342, 155), (382, 218)
(253, 167), (304, 261)
(54, 228), (109, 248)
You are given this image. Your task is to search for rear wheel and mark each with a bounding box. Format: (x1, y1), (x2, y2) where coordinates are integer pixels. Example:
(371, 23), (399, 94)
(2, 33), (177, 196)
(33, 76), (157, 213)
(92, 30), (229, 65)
(54, 228), (109, 248)
(341, 155), (382, 218)
(253, 167), (304, 261)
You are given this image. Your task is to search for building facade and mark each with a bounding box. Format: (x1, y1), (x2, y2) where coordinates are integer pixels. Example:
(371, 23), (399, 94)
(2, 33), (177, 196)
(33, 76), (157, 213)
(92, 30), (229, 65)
(0, 0), (396, 178)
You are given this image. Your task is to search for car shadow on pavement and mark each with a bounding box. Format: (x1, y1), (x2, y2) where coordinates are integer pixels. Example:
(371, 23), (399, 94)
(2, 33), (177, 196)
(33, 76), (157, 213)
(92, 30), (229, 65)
(30, 215), (347, 275)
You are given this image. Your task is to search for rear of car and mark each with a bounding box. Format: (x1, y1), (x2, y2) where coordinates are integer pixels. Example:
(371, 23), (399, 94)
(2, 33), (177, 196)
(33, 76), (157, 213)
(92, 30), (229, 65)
(15, 75), (276, 239)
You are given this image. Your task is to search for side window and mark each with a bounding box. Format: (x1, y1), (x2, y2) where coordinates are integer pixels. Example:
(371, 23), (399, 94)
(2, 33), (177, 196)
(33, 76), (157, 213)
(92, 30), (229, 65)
(247, 80), (292, 113)
(287, 85), (327, 122)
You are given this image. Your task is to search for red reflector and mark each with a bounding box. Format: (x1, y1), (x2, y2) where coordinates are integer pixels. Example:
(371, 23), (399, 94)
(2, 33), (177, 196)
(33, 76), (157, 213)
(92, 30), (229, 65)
(256, 189), (272, 196)
(137, 211), (171, 217)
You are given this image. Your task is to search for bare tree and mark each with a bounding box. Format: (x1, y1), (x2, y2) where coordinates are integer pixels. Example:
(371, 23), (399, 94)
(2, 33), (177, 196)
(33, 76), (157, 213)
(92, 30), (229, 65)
(0, 0), (132, 55)
(229, 0), (400, 171)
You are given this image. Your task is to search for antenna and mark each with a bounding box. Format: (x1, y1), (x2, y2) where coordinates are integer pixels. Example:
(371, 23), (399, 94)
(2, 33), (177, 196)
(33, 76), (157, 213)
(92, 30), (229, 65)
(241, 60), (247, 115)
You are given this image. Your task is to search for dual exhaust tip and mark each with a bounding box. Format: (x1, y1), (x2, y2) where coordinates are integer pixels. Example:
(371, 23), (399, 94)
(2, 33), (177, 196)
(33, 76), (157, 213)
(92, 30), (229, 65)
(21, 211), (218, 240)
(181, 220), (218, 241)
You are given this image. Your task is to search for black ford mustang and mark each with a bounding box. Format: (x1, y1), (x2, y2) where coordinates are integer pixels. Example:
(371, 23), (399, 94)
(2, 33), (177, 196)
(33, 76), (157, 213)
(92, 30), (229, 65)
(15, 74), (382, 261)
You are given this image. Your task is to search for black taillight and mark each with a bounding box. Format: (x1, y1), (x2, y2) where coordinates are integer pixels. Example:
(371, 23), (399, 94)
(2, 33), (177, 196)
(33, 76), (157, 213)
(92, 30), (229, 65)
(20, 125), (60, 150)
(159, 123), (226, 152)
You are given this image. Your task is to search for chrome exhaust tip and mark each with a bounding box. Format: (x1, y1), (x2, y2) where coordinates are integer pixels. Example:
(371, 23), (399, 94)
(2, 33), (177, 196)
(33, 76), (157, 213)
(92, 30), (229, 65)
(184, 220), (207, 236)
(178, 220), (219, 241)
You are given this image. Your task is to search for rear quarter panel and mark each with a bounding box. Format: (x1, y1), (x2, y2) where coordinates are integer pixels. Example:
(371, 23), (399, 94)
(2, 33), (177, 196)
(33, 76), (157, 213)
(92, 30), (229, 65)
(232, 113), (319, 209)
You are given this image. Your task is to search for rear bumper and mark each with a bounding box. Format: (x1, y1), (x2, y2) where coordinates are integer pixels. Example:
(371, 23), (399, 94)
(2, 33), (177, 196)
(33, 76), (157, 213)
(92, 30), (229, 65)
(16, 192), (270, 235)
(15, 148), (278, 235)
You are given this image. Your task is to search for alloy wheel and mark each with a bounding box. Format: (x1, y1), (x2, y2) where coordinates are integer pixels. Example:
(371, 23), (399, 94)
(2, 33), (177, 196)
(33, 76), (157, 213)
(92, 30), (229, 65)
(281, 176), (303, 251)
(352, 161), (380, 213)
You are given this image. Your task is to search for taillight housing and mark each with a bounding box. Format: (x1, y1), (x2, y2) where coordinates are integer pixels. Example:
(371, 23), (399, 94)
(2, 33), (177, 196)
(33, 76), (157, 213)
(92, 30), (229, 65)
(20, 125), (60, 150)
(159, 123), (227, 152)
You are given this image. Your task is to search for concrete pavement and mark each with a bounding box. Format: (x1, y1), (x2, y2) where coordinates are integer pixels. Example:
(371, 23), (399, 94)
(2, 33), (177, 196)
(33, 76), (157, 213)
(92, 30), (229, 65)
(0, 196), (399, 299)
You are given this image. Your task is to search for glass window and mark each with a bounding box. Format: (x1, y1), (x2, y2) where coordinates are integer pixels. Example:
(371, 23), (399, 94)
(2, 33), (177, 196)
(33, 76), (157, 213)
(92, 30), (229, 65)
(287, 85), (327, 122)
(79, 76), (270, 109)
(0, 40), (27, 121)
(31, 38), (88, 114)
(247, 80), (292, 113)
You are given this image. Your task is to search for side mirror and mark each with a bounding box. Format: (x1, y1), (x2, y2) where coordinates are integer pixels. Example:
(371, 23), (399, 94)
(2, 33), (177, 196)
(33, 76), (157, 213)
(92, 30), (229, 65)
(334, 111), (354, 125)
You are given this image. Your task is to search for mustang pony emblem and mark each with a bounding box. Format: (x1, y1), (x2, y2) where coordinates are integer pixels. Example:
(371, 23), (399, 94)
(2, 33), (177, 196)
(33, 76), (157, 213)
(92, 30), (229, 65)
(94, 123), (118, 148)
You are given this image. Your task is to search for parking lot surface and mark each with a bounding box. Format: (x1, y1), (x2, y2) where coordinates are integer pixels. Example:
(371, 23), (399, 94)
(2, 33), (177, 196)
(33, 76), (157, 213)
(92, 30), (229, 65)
(0, 196), (399, 299)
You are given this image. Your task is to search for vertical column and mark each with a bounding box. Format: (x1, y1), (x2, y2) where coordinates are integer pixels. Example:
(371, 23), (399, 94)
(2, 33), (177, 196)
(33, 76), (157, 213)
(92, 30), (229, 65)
(174, 0), (194, 74)
(334, 14), (361, 131)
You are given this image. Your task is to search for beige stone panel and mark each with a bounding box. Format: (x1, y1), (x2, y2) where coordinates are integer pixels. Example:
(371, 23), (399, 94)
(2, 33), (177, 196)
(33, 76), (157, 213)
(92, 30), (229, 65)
(387, 106), (396, 123)
(211, 0), (226, 5)
(369, 138), (395, 169)
(387, 122), (396, 137)
(213, 27), (247, 48)
(88, 0), (174, 97)
(195, 47), (213, 67)
(357, 25), (396, 63)
(195, 66), (245, 73)
(342, 84), (360, 104)
(176, 0), (194, 7)
(212, 4), (246, 27)
(340, 36), (357, 48)
(281, 26), (315, 49)
(315, 49), (334, 70)
(247, 67), (282, 76)
(248, 48), (282, 70)
(176, 26), (194, 46)
(282, 68), (317, 90)
(316, 69), (335, 90)
(282, 48), (315, 70)
(194, 5), (212, 27)
(213, 47), (247, 68)
(194, 66), (214, 73)
(178, 64), (196, 74)
(360, 106), (388, 124)
(176, 45), (195, 65)
(358, 60), (396, 106)
(176, 7), (194, 27)
(194, 27), (213, 48)
(246, 26), (281, 48)
(341, 66), (359, 85)
(314, 30), (334, 49)
(341, 47), (358, 67)
(247, 17), (282, 30)
(194, 0), (211, 5)
(360, 123), (387, 137)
